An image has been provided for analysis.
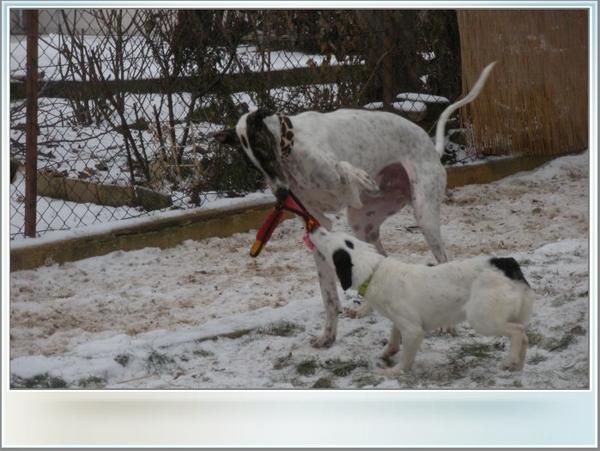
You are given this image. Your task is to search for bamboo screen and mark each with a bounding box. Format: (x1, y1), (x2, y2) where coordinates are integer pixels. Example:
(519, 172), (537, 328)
(457, 10), (588, 156)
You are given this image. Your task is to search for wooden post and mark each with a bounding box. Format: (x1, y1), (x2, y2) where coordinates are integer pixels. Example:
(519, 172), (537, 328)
(24, 9), (39, 238)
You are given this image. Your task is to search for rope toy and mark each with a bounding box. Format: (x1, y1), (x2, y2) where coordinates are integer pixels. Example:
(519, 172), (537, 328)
(250, 191), (319, 257)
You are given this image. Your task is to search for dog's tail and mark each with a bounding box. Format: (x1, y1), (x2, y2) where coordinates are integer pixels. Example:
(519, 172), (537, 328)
(434, 61), (496, 156)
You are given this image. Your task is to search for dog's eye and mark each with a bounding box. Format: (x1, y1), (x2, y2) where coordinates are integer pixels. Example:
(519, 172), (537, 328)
(344, 240), (354, 249)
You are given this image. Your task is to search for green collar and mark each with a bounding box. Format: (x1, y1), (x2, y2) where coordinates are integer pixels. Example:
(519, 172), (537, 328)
(357, 275), (373, 297)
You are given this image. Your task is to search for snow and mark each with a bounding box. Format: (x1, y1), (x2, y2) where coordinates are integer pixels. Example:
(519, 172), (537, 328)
(9, 151), (589, 389)
(396, 92), (449, 104)
(362, 100), (427, 113)
(393, 100), (426, 113)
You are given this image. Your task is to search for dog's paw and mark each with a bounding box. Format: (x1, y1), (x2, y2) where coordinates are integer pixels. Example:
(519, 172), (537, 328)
(375, 366), (406, 378)
(434, 326), (458, 336)
(344, 305), (372, 319)
(311, 334), (335, 348)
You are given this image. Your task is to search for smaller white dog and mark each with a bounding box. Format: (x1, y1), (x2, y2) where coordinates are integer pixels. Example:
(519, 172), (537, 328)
(308, 228), (534, 376)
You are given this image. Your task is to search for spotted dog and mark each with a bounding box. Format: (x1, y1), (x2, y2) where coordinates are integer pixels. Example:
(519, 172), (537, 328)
(309, 228), (534, 375)
(213, 62), (496, 348)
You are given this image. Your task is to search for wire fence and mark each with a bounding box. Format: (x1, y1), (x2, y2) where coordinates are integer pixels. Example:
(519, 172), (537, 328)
(9, 9), (463, 239)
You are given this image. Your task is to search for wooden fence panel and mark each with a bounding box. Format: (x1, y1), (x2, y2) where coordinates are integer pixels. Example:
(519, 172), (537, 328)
(457, 10), (588, 155)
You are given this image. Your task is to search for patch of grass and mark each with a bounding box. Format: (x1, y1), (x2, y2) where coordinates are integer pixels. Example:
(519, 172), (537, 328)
(146, 351), (176, 372)
(527, 353), (548, 365)
(322, 358), (368, 377)
(470, 373), (496, 386)
(312, 377), (334, 389)
(195, 328), (254, 343)
(570, 325), (586, 336)
(78, 376), (106, 389)
(114, 354), (130, 367)
(551, 294), (572, 307)
(261, 321), (304, 337)
(429, 355), (470, 383)
(192, 348), (214, 358)
(296, 358), (318, 376)
(459, 342), (494, 359)
(11, 373), (68, 389)
(221, 329), (254, 339)
(526, 329), (545, 347)
(544, 334), (576, 352)
(353, 373), (384, 388)
(273, 352), (293, 370)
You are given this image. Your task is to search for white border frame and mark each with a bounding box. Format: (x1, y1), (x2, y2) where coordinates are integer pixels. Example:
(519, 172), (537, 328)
(2, 0), (597, 447)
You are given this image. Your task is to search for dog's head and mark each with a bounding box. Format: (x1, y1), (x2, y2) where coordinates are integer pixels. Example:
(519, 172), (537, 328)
(212, 109), (288, 201)
(309, 228), (384, 291)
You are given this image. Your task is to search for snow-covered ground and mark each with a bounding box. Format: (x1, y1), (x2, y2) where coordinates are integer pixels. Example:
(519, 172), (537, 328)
(10, 151), (589, 389)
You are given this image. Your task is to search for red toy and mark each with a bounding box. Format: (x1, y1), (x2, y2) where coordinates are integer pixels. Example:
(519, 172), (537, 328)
(250, 191), (319, 257)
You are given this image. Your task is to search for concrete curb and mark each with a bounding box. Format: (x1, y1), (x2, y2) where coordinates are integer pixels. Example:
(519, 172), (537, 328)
(10, 153), (560, 272)
(37, 172), (173, 211)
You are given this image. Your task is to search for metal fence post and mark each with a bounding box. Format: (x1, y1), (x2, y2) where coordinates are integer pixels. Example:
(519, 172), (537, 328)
(24, 9), (38, 238)
(382, 12), (394, 111)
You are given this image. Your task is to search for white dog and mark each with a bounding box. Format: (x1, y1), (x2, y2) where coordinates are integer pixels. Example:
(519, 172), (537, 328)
(213, 63), (496, 348)
(309, 228), (534, 375)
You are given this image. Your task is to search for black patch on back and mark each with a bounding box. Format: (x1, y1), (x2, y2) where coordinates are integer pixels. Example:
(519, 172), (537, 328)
(332, 248), (353, 290)
(490, 257), (530, 286)
(426, 263), (436, 267)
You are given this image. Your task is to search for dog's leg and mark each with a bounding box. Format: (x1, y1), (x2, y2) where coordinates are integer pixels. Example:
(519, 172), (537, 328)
(377, 326), (423, 377)
(311, 250), (340, 348)
(518, 333), (529, 370)
(382, 325), (402, 359)
(500, 322), (527, 371)
(399, 327), (425, 372)
(411, 177), (448, 264)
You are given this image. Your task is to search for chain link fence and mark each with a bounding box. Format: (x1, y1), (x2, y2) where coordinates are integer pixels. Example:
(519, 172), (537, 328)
(9, 9), (462, 240)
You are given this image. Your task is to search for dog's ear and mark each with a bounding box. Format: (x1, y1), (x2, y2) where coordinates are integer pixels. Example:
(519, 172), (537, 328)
(210, 128), (240, 146)
(332, 248), (353, 290)
(248, 109), (274, 128)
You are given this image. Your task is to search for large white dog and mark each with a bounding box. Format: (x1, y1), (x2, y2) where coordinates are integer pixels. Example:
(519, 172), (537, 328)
(214, 63), (496, 348)
(309, 228), (534, 376)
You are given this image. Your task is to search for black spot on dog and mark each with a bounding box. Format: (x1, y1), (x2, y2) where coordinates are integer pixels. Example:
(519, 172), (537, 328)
(285, 131), (294, 140)
(332, 249), (353, 290)
(344, 240), (354, 249)
(490, 257), (530, 286)
(283, 116), (292, 129)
